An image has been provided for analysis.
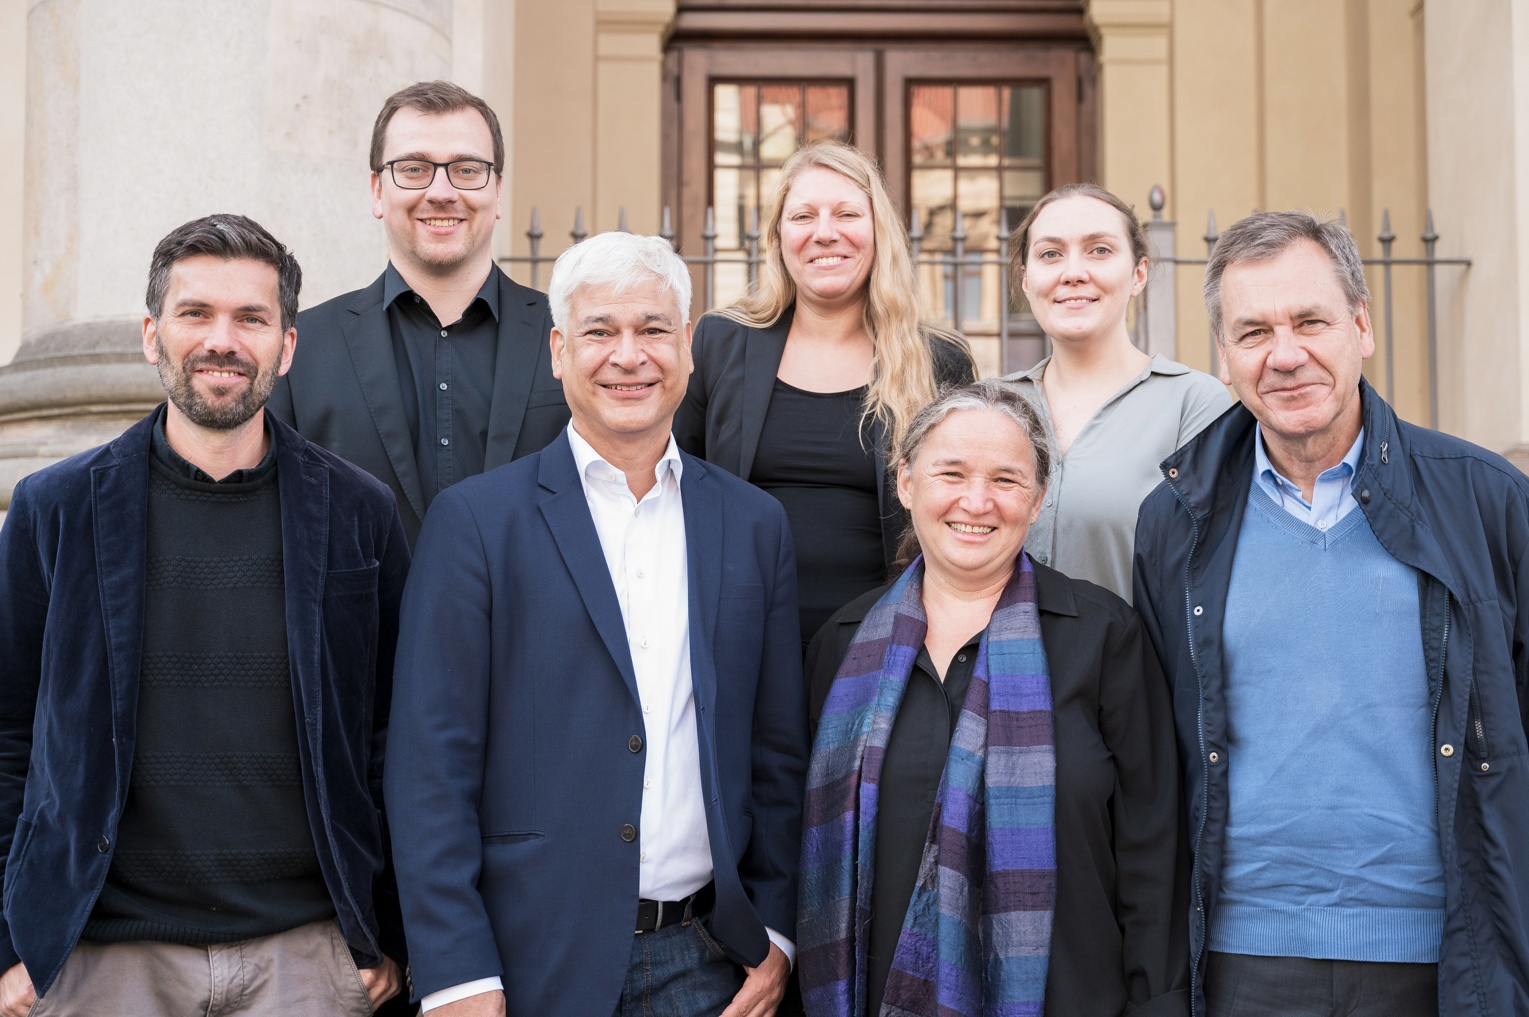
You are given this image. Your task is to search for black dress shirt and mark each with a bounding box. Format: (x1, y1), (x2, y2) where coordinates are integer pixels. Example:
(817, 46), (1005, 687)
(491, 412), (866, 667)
(150, 406), (277, 483)
(867, 638), (980, 1017)
(384, 264), (500, 506)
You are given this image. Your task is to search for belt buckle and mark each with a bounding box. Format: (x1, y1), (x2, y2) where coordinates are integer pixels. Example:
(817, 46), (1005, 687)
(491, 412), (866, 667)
(655, 900), (665, 930)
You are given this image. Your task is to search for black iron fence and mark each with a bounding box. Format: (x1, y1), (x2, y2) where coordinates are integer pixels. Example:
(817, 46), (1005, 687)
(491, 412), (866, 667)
(497, 191), (1468, 423)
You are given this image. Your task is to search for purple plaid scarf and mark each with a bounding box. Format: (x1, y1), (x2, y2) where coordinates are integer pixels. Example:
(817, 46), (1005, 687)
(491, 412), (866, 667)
(798, 554), (1056, 1017)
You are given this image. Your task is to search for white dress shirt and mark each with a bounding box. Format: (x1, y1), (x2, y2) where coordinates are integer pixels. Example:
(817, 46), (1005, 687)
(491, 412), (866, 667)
(423, 425), (790, 1013)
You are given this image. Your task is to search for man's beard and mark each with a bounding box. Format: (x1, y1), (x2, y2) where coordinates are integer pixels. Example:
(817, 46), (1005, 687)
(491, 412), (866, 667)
(155, 336), (281, 430)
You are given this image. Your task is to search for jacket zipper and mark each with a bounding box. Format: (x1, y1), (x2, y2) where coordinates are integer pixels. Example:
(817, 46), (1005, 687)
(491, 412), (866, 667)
(1467, 677), (1486, 758)
(1431, 592), (1450, 803)
(1171, 481), (1210, 1017)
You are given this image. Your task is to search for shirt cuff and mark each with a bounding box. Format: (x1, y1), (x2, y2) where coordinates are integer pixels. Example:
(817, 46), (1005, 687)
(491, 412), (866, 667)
(422, 977), (504, 1012)
(765, 927), (796, 970)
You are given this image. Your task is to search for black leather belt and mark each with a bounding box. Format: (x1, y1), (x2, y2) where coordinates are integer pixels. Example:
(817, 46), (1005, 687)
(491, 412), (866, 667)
(635, 881), (714, 933)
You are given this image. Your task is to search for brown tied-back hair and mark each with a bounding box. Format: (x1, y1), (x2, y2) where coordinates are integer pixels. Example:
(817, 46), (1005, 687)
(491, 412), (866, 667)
(891, 379), (1053, 571)
(712, 139), (974, 454)
(369, 80), (505, 175)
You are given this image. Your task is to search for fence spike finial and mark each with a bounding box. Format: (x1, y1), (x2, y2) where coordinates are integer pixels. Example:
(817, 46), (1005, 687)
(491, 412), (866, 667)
(660, 206), (675, 248)
(571, 207), (587, 245)
(1378, 209), (1394, 244)
(618, 207), (629, 233)
(1149, 184), (1166, 220)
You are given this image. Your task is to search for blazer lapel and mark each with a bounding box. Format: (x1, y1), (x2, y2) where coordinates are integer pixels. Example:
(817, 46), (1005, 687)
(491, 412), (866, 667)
(537, 435), (641, 705)
(485, 272), (547, 469)
(275, 428), (327, 741)
(91, 422), (152, 786)
(342, 281), (427, 522)
(681, 457), (722, 723)
(737, 310), (792, 479)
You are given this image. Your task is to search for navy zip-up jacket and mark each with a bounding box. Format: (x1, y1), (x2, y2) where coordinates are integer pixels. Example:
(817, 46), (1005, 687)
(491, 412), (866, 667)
(1133, 380), (1529, 1016)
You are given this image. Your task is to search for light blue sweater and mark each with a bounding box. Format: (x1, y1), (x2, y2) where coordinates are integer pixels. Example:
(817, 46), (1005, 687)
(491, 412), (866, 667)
(1210, 484), (1445, 963)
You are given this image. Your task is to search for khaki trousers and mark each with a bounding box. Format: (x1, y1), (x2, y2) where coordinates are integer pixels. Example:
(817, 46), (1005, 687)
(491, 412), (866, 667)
(29, 920), (374, 1017)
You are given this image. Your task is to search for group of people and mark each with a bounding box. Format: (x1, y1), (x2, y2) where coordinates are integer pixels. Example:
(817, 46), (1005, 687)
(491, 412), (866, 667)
(1, 75), (1527, 1017)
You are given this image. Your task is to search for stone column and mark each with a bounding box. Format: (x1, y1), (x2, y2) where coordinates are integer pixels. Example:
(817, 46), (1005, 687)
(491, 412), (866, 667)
(0, 0), (456, 511)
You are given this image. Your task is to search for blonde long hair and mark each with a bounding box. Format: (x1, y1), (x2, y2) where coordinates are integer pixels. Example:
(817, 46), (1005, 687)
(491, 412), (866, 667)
(714, 140), (973, 452)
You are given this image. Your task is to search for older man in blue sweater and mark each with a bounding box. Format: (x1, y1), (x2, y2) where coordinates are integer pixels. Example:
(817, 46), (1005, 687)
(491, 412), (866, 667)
(1134, 211), (1529, 1017)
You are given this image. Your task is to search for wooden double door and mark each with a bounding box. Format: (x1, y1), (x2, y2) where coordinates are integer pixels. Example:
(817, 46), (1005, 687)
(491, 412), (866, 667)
(662, 1), (1097, 327)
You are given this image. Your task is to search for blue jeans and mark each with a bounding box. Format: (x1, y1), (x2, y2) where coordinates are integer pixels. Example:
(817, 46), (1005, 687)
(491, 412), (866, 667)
(615, 913), (744, 1017)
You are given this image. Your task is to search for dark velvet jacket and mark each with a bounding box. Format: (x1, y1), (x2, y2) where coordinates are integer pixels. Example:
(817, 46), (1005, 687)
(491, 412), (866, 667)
(269, 264), (570, 546)
(806, 563), (1191, 1017)
(674, 307), (977, 569)
(1134, 380), (1529, 1017)
(0, 410), (410, 994)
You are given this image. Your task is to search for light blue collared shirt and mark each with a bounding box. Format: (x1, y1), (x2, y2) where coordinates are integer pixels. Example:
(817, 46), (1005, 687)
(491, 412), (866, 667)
(1253, 425), (1365, 532)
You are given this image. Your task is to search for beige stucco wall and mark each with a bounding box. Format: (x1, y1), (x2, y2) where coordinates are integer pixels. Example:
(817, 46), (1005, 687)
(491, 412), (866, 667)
(1091, 0), (1431, 428)
(1425, 0), (1529, 461)
(506, 0), (674, 274)
(0, 0), (24, 369)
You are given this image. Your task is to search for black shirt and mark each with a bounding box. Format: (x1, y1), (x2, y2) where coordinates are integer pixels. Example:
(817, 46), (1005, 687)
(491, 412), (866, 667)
(867, 638), (980, 1017)
(384, 263), (500, 507)
(749, 379), (886, 646)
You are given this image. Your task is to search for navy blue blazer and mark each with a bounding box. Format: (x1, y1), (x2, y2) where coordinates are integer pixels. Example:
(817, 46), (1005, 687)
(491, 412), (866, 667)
(269, 265), (570, 546)
(386, 430), (808, 1015)
(0, 410), (410, 994)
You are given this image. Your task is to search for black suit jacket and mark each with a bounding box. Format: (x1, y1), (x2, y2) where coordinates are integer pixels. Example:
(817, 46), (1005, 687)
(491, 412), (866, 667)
(673, 306), (976, 569)
(270, 264), (569, 545)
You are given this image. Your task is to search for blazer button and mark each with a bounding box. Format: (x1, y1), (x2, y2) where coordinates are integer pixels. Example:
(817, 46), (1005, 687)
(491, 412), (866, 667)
(629, 735), (644, 753)
(620, 824), (637, 842)
(97, 836), (110, 853)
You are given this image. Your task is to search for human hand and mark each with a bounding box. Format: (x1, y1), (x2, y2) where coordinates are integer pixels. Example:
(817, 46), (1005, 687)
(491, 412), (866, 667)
(428, 989), (506, 1017)
(357, 955), (402, 1010)
(718, 943), (789, 1017)
(0, 962), (35, 1017)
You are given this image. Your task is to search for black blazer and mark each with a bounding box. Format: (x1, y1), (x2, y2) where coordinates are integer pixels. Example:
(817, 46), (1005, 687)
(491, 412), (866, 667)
(674, 306), (976, 570)
(269, 264), (570, 546)
(805, 564), (1191, 1017)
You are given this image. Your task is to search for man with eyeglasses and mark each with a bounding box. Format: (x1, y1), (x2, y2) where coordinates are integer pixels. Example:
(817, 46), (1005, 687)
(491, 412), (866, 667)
(270, 80), (569, 546)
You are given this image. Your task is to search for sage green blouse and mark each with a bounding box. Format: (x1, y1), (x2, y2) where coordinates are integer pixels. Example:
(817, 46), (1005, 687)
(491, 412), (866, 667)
(1004, 354), (1233, 602)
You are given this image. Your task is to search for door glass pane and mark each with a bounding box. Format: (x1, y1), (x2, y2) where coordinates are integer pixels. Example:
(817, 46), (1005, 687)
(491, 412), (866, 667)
(805, 86), (850, 142)
(955, 85), (1001, 167)
(909, 85), (955, 165)
(759, 86), (802, 162)
(1005, 85), (1046, 160)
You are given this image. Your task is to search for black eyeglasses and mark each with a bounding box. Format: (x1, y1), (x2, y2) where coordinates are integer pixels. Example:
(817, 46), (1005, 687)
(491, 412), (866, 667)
(381, 159), (496, 190)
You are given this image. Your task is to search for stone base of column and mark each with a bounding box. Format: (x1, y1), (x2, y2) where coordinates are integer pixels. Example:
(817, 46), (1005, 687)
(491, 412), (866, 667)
(0, 318), (160, 513)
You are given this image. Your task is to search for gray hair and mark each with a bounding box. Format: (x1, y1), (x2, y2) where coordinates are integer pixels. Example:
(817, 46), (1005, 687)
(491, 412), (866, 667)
(1204, 210), (1369, 340)
(146, 214), (301, 331)
(548, 232), (692, 333)
(892, 379), (1053, 569)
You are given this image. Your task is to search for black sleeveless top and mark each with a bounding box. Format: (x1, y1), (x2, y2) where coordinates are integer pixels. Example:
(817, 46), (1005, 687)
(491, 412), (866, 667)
(750, 379), (887, 646)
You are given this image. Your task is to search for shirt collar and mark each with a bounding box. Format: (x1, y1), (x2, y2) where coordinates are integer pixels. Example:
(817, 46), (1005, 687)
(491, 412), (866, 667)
(150, 403), (278, 484)
(565, 422), (683, 494)
(1254, 423), (1365, 497)
(382, 261), (502, 322)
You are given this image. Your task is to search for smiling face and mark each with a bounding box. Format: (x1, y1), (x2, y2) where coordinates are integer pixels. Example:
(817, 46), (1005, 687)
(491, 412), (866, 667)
(550, 278), (694, 457)
(1020, 194), (1147, 347)
(898, 407), (1046, 590)
(1216, 238), (1374, 453)
(371, 106), (503, 282)
(142, 255), (296, 432)
(778, 165), (876, 313)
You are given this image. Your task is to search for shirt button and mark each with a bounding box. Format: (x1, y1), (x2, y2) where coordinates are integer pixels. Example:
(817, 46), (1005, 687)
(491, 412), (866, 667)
(97, 836), (110, 853)
(621, 824), (637, 842)
(1036, 553), (1048, 564)
(1440, 743), (1455, 757)
(440, 437), (450, 446)
(640, 851), (647, 862)
(1044, 497), (1053, 507)
(440, 329), (448, 337)
(644, 779), (652, 789)
(629, 735), (644, 753)
(1318, 520), (1328, 530)
(439, 381), (448, 391)
(636, 569), (645, 579)
(1193, 605), (1204, 616)
(643, 704), (652, 714)
(957, 653), (967, 663)
(641, 638), (650, 649)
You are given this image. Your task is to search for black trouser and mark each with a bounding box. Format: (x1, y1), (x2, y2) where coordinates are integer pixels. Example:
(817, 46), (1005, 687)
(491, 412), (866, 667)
(1206, 952), (1437, 1017)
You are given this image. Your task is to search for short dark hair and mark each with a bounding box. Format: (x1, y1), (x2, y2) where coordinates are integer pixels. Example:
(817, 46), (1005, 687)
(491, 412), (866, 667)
(369, 80), (504, 175)
(145, 214), (302, 331)
(1204, 210), (1370, 340)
